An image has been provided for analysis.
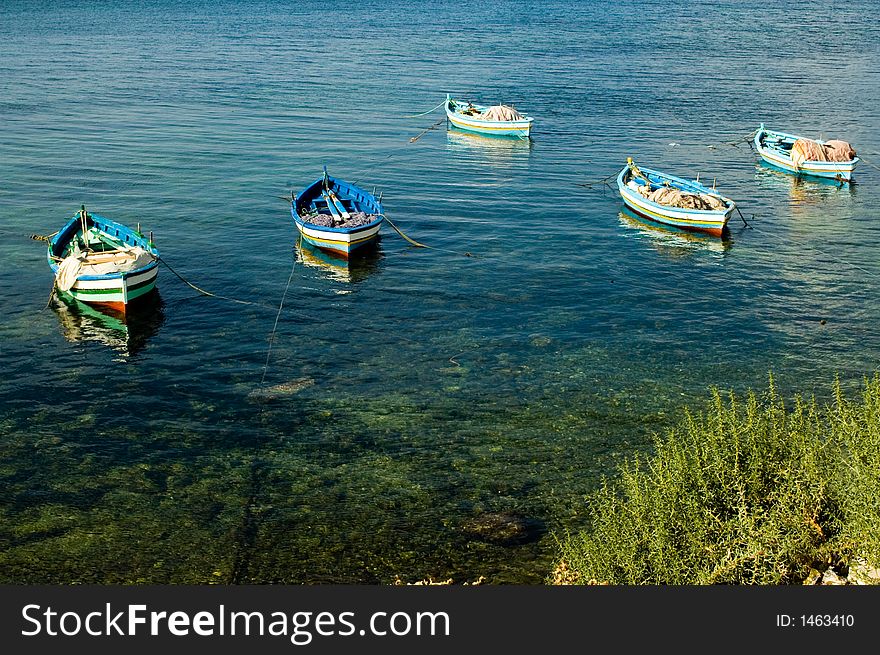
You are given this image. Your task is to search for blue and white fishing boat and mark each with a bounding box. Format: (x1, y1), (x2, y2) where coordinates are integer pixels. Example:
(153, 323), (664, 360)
(753, 124), (859, 182)
(292, 168), (384, 257)
(47, 206), (159, 313)
(445, 94), (533, 138)
(617, 159), (736, 237)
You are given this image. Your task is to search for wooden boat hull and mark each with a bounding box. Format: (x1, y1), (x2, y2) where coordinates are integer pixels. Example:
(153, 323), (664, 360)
(445, 94), (533, 138)
(292, 219), (382, 256)
(61, 264), (159, 312)
(617, 164), (734, 237)
(47, 211), (159, 313)
(292, 172), (384, 258)
(754, 124), (858, 182)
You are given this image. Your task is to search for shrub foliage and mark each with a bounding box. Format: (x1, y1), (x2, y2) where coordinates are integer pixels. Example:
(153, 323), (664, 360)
(555, 376), (880, 584)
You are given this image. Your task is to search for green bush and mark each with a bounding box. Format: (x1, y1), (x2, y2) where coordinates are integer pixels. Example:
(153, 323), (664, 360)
(554, 376), (880, 584)
(829, 379), (880, 566)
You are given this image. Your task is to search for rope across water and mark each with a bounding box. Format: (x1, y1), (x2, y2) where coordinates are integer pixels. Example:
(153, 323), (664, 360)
(258, 237), (301, 393)
(159, 257), (258, 306)
(403, 99), (446, 119)
(380, 214), (475, 258)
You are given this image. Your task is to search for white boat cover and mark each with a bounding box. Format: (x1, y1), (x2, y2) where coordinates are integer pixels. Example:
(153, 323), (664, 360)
(56, 255), (85, 291)
(55, 247), (154, 290)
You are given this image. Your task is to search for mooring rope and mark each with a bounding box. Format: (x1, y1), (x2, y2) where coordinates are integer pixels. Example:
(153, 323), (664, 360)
(228, 236), (300, 584)
(410, 116), (447, 143)
(258, 240), (300, 392)
(664, 129), (758, 150)
(280, 101), (451, 206)
(159, 257), (258, 306)
(714, 129), (759, 149)
(44, 282), (57, 310)
(351, 153), (396, 186)
(334, 107), (449, 184)
(577, 171), (618, 189)
(404, 99), (446, 118)
(856, 154), (880, 173)
(381, 214), (475, 258)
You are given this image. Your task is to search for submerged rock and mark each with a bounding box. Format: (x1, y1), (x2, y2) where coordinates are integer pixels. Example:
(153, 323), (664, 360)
(529, 334), (552, 348)
(460, 511), (544, 546)
(248, 377), (315, 402)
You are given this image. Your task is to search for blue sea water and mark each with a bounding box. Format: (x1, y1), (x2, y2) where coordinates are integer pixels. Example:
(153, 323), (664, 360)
(1, 0), (878, 583)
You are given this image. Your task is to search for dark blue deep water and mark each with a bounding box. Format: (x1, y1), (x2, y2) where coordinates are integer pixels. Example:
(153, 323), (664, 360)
(1, 0), (879, 583)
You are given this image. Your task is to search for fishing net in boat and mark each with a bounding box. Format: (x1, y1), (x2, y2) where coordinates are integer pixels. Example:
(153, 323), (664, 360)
(481, 105), (523, 121)
(791, 138), (856, 165)
(650, 188), (726, 211)
(823, 140), (857, 162)
(302, 212), (379, 228)
(629, 181), (727, 211)
(791, 139), (826, 165)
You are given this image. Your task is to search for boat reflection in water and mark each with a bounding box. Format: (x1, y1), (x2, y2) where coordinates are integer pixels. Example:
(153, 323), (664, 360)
(296, 239), (383, 284)
(618, 207), (732, 258)
(445, 126), (533, 166)
(755, 163), (856, 208)
(754, 164), (858, 232)
(51, 289), (165, 359)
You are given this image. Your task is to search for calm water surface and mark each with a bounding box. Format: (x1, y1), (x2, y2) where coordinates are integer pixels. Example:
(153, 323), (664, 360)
(1, 0), (879, 583)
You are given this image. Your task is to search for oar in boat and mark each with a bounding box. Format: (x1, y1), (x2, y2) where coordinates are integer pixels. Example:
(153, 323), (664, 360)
(78, 205), (92, 252)
(321, 166), (351, 221)
(326, 189), (351, 220)
(321, 189), (344, 226)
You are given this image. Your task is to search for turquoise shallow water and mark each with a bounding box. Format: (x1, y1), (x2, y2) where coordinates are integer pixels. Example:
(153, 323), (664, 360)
(1, 0), (879, 583)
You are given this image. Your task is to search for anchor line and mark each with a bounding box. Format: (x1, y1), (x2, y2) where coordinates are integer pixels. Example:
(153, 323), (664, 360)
(381, 214), (475, 258)
(856, 154), (880, 173)
(229, 236), (302, 584)
(258, 234), (301, 393)
(159, 257), (258, 306)
(403, 99), (446, 118)
(409, 116), (447, 144)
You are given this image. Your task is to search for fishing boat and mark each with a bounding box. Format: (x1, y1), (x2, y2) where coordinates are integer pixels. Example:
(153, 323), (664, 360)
(47, 206), (159, 312)
(445, 93), (533, 138)
(617, 159), (736, 237)
(291, 167), (384, 257)
(753, 123), (859, 182)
